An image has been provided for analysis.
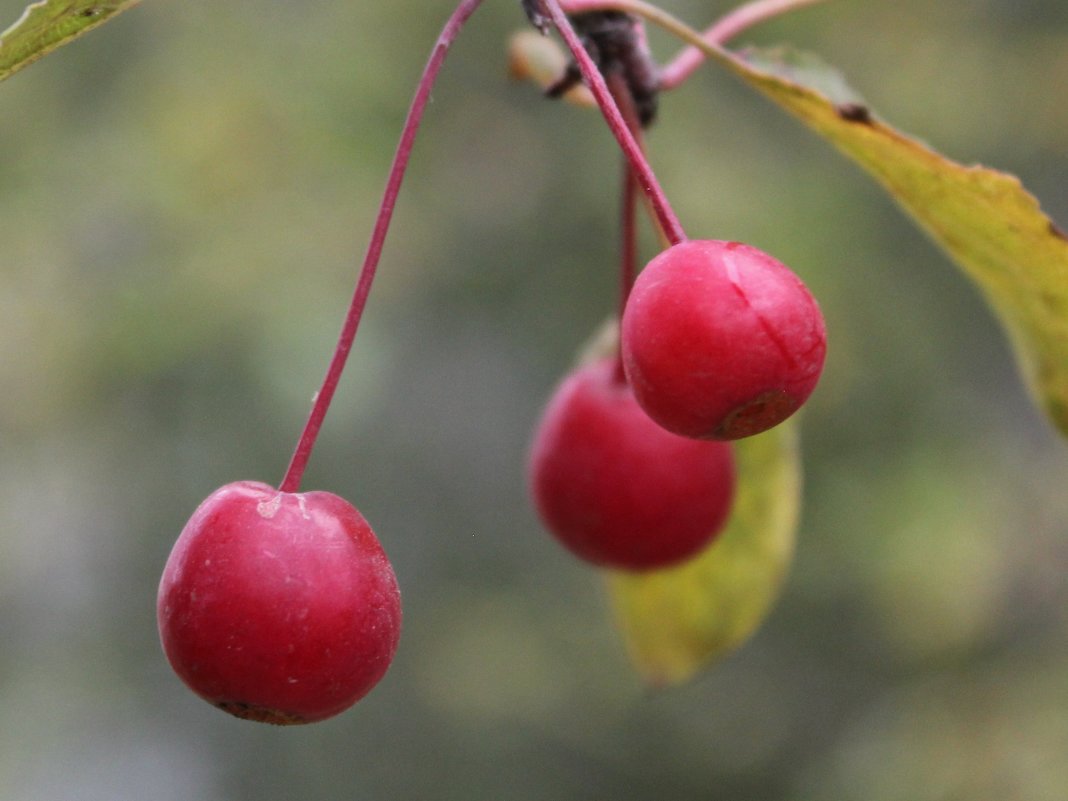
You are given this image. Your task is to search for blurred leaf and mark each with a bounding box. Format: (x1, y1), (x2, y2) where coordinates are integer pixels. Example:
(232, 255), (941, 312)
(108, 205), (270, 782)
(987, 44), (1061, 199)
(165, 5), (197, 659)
(0, 0), (139, 83)
(606, 421), (800, 686)
(685, 32), (1068, 436)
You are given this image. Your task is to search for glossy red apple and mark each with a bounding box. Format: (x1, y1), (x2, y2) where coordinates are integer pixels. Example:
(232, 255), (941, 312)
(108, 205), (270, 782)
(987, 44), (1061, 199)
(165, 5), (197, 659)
(529, 358), (736, 571)
(621, 239), (826, 439)
(157, 481), (401, 724)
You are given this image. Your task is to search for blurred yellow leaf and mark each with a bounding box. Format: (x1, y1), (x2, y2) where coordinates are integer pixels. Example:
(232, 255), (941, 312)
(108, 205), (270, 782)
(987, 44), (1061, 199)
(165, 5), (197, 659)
(0, 0), (139, 83)
(606, 421), (800, 686)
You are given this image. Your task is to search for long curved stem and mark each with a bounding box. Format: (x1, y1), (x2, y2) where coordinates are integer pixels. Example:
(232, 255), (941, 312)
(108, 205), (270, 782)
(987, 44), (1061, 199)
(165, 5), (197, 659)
(607, 71), (641, 384)
(542, 0), (687, 246)
(279, 0), (485, 493)
(613, 158), (639, 385)
(660, 0), (829, 89)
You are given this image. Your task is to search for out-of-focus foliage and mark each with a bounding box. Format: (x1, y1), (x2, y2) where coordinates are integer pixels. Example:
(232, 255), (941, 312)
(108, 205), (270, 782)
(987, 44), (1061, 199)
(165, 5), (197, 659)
(0, 0), (139, 82)
(1, 1), (1067, 800)
(609, 420), (800, 686)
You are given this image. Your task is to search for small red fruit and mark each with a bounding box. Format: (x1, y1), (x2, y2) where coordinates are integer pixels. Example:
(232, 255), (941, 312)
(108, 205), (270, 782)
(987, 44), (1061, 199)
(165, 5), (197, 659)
(157, 481), (401, 724)
(621, 239), (826, 440)
(529, 358), (736, 571)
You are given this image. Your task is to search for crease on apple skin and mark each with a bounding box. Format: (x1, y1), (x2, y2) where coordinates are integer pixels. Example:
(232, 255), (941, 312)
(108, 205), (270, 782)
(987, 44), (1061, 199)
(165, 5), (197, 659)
(721, 245), (800, 372)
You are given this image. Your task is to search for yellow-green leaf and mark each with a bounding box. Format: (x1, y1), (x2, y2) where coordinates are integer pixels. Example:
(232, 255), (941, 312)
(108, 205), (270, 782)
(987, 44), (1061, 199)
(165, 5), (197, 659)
(721, 45), (1068, 435)
(0, 0), (139, 84)
(630, 3), (1068, 436)
(606, 420), (800, 686)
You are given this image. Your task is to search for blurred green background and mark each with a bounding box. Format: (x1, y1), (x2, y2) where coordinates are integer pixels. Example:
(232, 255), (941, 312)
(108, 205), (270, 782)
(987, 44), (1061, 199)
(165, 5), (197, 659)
(2, 0), (1067, 799)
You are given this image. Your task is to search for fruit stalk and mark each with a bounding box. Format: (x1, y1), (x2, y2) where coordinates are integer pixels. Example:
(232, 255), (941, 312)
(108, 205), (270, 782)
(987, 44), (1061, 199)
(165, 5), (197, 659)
(279, 0), (486, 493)
(607, 70), (642, 384)
(615, 156), (638, 384)
(659, 0), (829, 89)
(541, 0), (686, 246)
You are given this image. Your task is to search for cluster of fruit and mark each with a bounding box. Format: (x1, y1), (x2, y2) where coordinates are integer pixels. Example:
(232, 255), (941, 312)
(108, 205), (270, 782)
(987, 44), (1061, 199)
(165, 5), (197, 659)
(524, 0), (826, 567)
(530, 239), (826, 571)
(155, 0), (825, 726)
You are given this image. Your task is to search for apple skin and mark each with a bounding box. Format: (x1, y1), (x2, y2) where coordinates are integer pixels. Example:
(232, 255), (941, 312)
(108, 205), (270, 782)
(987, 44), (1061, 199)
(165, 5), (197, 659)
(529, 358), (736, 571)
(157, 481), (401, 724)
(621, 239), (826, 440)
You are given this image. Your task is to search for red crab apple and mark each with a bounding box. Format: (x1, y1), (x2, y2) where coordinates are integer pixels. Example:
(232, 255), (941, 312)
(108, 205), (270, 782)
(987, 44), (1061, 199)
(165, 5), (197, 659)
(529, 358), (736, 571)
(621, 239), (826, 440)
(157, 481), (401, 724)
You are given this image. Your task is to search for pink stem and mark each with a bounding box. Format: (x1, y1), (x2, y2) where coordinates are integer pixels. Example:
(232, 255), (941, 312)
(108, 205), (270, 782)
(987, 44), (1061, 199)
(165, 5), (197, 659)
(542, 0), (687, 246)
(607, 72), (641, 385)
(660, 0), (827, 89)
(279, 0), (485, 493)
(614, 157), (638, 385)
(558, 0), (627, 13)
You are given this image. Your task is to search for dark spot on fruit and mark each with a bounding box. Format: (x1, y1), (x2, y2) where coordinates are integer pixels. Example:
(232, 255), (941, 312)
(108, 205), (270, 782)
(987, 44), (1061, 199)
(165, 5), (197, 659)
(836, 102), (872, 124)
(715, 390), (796, 440)
(216, 700), (307, 725)
(1050, 221), (1068, 242)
